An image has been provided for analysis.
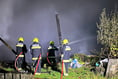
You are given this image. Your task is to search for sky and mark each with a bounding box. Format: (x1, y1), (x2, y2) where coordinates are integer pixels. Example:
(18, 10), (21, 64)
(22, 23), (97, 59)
(0, 0), (118, 62)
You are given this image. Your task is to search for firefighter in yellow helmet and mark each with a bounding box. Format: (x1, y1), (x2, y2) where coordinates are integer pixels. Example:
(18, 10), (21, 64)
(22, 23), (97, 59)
(47, 41), (58, 66)
(30, 37), (42, 75)
(61, 39), (71, 76)
(16, 37), (27, 72)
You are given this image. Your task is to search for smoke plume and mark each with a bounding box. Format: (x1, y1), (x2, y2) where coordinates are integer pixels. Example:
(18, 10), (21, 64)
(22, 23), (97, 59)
(0, 0), (118, 61)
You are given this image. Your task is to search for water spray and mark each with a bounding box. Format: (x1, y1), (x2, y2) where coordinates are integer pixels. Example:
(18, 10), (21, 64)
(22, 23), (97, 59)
(68, 36), (96, 45)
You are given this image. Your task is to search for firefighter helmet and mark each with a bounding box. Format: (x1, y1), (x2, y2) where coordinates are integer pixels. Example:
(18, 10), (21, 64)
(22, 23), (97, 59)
(18, 37), (24, 42)
(49, 41), (54, 45)
(62, 39), (69, 44)
(33, 37), (39, 43)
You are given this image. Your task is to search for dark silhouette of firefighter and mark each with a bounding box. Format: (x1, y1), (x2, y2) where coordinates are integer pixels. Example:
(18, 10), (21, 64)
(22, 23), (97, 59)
(30, 37), (42, 75)
(16, 37), (27, 71)
(61, 39), (71, 76)
(47, 41), (58, 65)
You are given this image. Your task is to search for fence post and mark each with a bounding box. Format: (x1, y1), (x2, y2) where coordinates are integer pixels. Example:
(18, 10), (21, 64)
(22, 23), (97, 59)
(0, 73), (4, 79)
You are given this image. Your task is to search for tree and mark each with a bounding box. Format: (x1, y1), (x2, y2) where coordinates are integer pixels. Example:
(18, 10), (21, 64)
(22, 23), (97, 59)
(97, 8), (118, 57)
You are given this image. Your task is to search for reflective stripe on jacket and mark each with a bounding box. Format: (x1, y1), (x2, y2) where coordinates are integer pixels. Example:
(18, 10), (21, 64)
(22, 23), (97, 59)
(32, 57), (42, 60)
(16, 43), (23, 47)
(31, 44), (41, 49)
(62, 44), (71, 60)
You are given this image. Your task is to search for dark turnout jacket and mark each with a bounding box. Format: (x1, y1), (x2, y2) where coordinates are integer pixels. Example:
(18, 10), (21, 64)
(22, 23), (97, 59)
(16, 41), (27, 55)
(62, 44), (71, 60)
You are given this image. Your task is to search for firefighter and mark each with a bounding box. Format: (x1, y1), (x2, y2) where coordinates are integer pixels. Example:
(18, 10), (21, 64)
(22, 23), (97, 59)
(30, 37), (42, 75)
(61, 39), (71, 76)
(16, 37), (27, 71)
(47, 41), (58, 65)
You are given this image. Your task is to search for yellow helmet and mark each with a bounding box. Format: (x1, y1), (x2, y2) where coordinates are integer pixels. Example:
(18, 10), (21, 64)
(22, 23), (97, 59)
(33, 37), (39, 43)
(18, 37), (24, 42)
(49, 41), (54, 45)
(62, 39), (69, 44)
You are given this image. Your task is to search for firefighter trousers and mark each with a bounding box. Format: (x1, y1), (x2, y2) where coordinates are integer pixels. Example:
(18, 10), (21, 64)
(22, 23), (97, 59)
(64, 62), (69, 74)
(33, 60), (41, 73)
(17, 57), (25, 69)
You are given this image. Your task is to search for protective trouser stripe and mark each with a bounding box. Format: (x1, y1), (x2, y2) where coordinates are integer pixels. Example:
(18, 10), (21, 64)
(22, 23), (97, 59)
(35, 73), (41, 75)
(16, 55), (24, 57)
(18, 68), (22, 70)
(32, 57), (41, 60)
(19, 55), (24, 57)
(63, 60), (70, 62)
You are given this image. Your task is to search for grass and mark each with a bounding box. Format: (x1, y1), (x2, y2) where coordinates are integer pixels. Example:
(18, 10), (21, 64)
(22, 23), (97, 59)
(0, 66), (15, 72)
(34, 66), (118, 79)
(0, 64), (118, 79)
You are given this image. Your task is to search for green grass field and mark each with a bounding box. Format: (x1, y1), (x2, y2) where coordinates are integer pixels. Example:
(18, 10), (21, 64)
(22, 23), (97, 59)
(34, 67), (118, 79)
(0, 64), (118, 79)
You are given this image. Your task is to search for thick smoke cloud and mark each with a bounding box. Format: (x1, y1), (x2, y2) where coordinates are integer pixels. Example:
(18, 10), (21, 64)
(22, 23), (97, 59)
(0, 0), (13, 43)
(0, 0), (118, 61)
(0, 0), (15, 62)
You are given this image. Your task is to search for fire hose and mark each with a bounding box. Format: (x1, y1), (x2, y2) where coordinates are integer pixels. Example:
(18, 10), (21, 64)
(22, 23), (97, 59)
(14, 52), (23, 72)
(34, 53), (41, 76)
(60, 59), (64, 79)
(47, 52), (52, 65)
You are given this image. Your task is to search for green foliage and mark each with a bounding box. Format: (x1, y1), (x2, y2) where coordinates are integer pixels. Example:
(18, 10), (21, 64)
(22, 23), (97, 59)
(89, 57), (99, 66)
(73, 53), (87, 64)
(73, 53), (99, 66)
(97, 8), (118, 47)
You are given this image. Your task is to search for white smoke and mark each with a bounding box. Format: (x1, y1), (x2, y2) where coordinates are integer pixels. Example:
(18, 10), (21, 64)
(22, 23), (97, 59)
(0, 0), (14, 45)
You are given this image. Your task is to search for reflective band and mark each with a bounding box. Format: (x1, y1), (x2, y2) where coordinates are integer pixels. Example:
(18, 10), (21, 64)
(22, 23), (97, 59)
(32, 58), (38, 60)
(16, 55), (24, 57)
(18, 68), (22, 70)
(19, 55), (24, 57)
(63, 60), (70, 62)
(64, 73), (68, 76)
(61, 54), (64, 58)
(31, 46), (41, 49)
(48, 46), (52, 49)
(32, 57), (41, 60)
(65, 48), (71, 51)
(16, 44), (23, 47)
(35, 73), (41, 75)
(65, 46), (71, 51)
